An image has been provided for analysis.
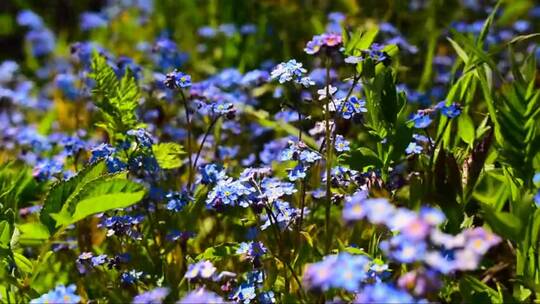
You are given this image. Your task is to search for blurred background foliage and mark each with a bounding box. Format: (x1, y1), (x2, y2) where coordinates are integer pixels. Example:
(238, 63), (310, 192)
(1, 0), (536, 86)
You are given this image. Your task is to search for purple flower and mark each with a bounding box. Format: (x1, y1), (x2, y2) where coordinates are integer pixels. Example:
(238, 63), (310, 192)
(342, 191), (369, 222)
(304, 33), (342, 55)
(132, 287), (169, 304)
(354, 283), (418, 303)
(303, 252), (370, 292)
(185, 260), (217, 279)
(178, 288), (224, 304)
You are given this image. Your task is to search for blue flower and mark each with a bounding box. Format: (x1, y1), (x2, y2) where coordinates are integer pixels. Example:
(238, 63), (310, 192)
(260, 200), (305, 231)
(206, 177), (255, 208)
(127, 128), (154, 148)
(438, 102), (462, 118)
(100, 215), (143, 240)
(198, 26), (217, 38)
(33, 158), (64, 181)
(55, 73), (79, 100)
(91, 254), (108, 266)
(30, 284), (81, 304)
(260, 177), (297, 202)
(25, 28), (55, 57)
(334, 135), (350, 152)
(410, 112), (432, 128)
(237, 241), (267, 262)
(120, 270), (144, 284)
(270, 60), (314, 87)
(380, 235), (427, 263)
(258, 291), (276, 304)
(164, 70), (192, 89)
(240, 24), (257, 35)
(80, 12), (108, 31)
(17, 10), (43, 29)
(166, 230), (195, 242)
(199, 163), (227, 184)
(219, 23), (237, 37)
(363, 198), (396, 224)
(165, 191), (192, 212)
(405, 142), (423, 155)
(152, 37), (188, 70)
(299, 150), (321, 163)
(288, 163), (306, 181)
(232, 282), (257, 304)
(354, 283), (418, 303)
(342, 191), (369, 222)
(340, 96), (367, 119)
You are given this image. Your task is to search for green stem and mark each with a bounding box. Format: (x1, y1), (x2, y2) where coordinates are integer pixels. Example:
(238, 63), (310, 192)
(179, 90), (193, 191)
(191, 116), (220, 192)
(324, 56), (333, 254)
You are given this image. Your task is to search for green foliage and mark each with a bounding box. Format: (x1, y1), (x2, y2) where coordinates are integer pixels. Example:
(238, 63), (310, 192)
(89, 52), (142, 136)
(152, 142), (186, 169)
(40, 161), (146, 232)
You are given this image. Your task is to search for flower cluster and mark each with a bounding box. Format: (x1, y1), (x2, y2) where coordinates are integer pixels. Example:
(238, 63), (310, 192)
(304, 33), (343, 55)
(30, 285), (81, 304)
(303, 252), (372, 292)
(270, 60), (314, 87)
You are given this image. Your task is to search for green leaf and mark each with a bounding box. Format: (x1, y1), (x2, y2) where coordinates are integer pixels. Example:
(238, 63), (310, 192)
(482, 204), (523, 242)
(0, 220), (11, 249)
(458, 114), (475, 147)
(341, 147), (382, 172)
(197, 243), (239, 262)
(90, 52), (141, 135)
(40, 161), (108, 233)
(59, 179), (146, 226)
(152, 142), (186, 169)
(18, 222), (50, 242)
(460, 274), (502, 303)
(13, 252), (33, 273)
(447, 37), (469, 64)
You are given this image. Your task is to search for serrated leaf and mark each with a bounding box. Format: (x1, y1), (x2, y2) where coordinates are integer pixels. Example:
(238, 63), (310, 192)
(90, 52), (140, 134)
(59, 179), (146, 226)
(152, 142), (186, 169)
(40, 160), (108, 233)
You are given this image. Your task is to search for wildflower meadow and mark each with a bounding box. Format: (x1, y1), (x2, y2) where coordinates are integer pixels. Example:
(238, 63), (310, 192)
(0, 0), (539, 303)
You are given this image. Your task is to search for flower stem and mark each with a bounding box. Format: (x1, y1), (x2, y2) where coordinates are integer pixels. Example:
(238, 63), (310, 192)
(191, 115), (220, 191)
(324, 55), (333, 254)
(179, 90), (193, 190)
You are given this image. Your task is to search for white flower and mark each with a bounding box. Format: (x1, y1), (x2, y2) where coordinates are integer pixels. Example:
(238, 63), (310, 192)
(317, 85), (337, 100)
